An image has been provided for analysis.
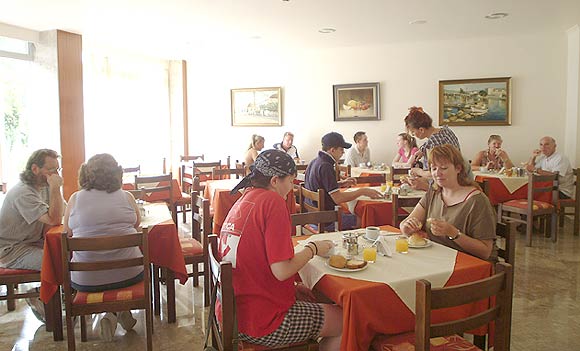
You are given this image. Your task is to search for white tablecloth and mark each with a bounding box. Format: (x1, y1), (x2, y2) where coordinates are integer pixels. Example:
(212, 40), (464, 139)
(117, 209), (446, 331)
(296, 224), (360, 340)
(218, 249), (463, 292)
(474, 171), (528, 193)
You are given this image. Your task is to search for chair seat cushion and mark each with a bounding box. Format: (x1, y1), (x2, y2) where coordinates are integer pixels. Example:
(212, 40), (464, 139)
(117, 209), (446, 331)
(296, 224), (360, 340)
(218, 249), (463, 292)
(180, 238), (204, 256)
(175, 194), (191, 206)
(503, 199), (554, 211)
(73, 281), (144, 305)
(0, 267), (39, 275)
(371, 331), (482, 351)
(240, 339), (318, 351)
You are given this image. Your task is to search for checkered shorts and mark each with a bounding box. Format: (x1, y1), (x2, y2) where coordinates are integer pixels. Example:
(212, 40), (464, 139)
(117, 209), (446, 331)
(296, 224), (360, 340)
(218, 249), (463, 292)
(239, 301), (324, 347)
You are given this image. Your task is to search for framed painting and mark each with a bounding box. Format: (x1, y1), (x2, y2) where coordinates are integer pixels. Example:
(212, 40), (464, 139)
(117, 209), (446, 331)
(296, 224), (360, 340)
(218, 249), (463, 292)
(231, 87), (282, 126)
(439, 77), (512, 126)
(333, 82), (380, 121)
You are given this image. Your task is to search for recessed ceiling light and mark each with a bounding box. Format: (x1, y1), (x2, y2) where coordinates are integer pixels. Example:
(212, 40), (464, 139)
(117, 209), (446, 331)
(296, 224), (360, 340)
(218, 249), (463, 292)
(409, 19), (428, 25)
(485, 12), (509, 20)
(318, 28), (336, 34)
(250, 35), (262, 40)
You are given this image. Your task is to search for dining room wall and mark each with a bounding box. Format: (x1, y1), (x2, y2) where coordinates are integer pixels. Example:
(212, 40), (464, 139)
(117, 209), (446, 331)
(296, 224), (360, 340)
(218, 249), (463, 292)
(187, 29), (575, 167)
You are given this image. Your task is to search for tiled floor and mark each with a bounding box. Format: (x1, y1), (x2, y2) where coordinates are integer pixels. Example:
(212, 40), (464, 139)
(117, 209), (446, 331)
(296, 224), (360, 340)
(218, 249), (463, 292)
(1, 218), (579, 350)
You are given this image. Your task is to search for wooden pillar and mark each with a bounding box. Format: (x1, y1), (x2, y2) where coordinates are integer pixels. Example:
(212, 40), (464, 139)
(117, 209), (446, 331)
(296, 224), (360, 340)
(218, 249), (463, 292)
(56, 30), (85, 199)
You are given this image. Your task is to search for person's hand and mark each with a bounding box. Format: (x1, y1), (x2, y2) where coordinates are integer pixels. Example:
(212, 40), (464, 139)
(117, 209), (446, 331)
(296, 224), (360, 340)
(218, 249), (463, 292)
(362, 188), (383, 199)
(414, 151), (424, 161)
(496, 149), (507, 159)
(532, 149), (541, 157)
(401, 216), (423, 233)
(47, 174), (63, 188)
(409, 168), (423, 178)
(525, 163), (535, 172)
(311, 240), (335, 257)
(295, 283), (316, 302)
(341, 177), (357, 187)
(485, 161), (495, 169)
(408, 177), (429, 191)
(429, 219), (457, 237)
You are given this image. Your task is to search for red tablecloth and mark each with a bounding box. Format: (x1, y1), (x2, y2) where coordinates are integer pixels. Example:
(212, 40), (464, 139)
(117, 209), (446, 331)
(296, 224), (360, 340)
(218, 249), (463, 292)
(293, 225), (492, 351)
(122, 179), (183, 202)
(475, 175), (551, 205)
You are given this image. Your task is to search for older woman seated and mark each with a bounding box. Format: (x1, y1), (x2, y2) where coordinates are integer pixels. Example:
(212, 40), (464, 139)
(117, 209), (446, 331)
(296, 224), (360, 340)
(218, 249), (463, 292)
(63, 153), (142, 341)
(471, 134), (514, 171)
(400, 145), (497, 261)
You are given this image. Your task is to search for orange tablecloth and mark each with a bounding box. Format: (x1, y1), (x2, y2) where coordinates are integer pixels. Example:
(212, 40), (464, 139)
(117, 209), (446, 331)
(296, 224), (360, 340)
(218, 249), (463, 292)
(40, 220), (188, 304)
(205, 180), (297, 234)
(475, 174), (551, 205)
(122, 179), (184, 202)
(293, 225), (492, 351)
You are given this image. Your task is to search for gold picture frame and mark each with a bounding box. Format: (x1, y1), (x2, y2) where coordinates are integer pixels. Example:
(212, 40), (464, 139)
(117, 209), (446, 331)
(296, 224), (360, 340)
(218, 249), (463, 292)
(231, 87), (282, 126)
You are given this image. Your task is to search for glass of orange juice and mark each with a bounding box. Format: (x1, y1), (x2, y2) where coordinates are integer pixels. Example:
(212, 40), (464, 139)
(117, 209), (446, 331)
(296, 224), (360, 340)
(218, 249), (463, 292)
(395, 236), (409, 254)
(380, 183), (387, 192)
(363, 246), (377, 263)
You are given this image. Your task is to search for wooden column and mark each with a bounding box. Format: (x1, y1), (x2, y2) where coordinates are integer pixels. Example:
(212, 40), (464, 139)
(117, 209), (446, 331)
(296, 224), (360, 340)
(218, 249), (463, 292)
(56, 30), (85, 199)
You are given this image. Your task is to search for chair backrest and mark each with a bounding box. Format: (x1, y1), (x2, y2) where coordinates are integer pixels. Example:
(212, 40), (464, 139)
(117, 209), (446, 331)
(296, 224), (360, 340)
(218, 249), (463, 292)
(191, 192), (211, 250)
(208, 234), (236, 351)
(127, 189), (146, 200)
(300, 186), (326, 213)
(355, 174), (386, 186)
(391, 166), (411, 184)
(496, 222), (515, 265)
(135, 173), (174, 203)
(336, 164), (351, 181)
(123, 165), (141, 174)
(60, 229), (151, 313)
(212, 168), (246, 180)
(415, 262), (513, 351)
(475, 178), (491, 197)
(194, 160), (222, 182)
(181, 164), (196, 192)
(392, 193), (421, 227)
(528, 172), (559, 206)
(180, 154), (205, 163)
(296, 164), (308, 172)
(291, 206), (340, 235)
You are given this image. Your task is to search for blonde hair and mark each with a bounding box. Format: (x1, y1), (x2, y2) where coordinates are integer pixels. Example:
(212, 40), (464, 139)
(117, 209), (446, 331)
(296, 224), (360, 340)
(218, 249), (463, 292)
(248, 134), (265, 150)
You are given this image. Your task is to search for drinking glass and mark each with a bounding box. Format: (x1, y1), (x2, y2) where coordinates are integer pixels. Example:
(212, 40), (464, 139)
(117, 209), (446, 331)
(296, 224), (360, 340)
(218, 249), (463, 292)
(363, 247), (377, 263)
(395, 236), (409, 254)
(380, 183), (387, 192)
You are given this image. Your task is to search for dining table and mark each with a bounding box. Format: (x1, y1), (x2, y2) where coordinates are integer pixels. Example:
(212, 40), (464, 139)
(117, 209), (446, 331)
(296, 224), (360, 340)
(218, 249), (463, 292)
(204, 178), (297, 234)
(39, 202), (188, 340)
(341, 186), (425, 227)
(293, 225), (492, 351)
(350, 166), (391, 178)
(474, 170), (551, 205)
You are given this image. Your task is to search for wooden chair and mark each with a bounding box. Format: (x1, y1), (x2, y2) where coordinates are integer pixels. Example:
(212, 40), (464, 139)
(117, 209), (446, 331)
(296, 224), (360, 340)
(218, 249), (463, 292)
(300, 186), (325, 213)
(122, 165), (141, 174)
(390, 166), (411, 184)
(180, 154), (204, 163)
(354, 174), (386, 186)
(135, 173), (178, 226)
(60, 229), (153, 351)
(372, 262), (513, 351)
(207, 235), (319, 351)
(235, 160), (247, 176)
(127, 189), (146, 200)
(391, 193), (421, 227)
(335, 164), (351, 181)
(0, 268), (41, 312)
(291, 206), (340, 235)
(212, 168), (246, 180)
(558, 168), (579, 236)
(296, 164), (308, 172)
(497, 172), (559, 246)
(496, 222), (515, 265)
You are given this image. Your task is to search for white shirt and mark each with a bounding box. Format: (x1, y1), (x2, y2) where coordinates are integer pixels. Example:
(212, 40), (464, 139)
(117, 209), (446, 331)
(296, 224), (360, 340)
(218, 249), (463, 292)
(344, 146), (371, 167)
(535, 151), (575, 198)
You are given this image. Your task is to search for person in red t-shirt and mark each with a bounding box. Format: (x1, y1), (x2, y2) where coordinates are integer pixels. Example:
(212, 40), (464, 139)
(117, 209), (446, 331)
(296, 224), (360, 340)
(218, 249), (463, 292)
(220, 150), (342, 350)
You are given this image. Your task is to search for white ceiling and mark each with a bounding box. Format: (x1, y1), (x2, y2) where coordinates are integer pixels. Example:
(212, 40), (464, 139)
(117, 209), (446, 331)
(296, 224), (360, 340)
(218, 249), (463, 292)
(1, 0), (580, 57)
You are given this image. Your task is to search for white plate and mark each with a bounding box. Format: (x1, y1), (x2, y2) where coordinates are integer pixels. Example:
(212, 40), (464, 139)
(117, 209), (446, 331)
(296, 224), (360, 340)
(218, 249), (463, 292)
(408, 239), (433, 248)
(325, 260), (369, 272)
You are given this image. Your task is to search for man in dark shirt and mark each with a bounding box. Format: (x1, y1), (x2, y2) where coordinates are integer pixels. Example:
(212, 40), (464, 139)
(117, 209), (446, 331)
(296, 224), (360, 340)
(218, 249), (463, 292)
(305, 132), (382, 228)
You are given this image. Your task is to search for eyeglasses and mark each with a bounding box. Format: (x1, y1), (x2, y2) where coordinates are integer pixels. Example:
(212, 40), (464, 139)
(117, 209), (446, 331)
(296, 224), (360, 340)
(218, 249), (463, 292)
(44, 166), (62, 173)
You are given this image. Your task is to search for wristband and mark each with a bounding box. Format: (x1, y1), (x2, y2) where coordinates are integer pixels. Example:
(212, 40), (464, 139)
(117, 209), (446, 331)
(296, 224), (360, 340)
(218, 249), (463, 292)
(310, 242), (318, 255)
(305, 245), (315, 259)
(448, 230), (462, 241)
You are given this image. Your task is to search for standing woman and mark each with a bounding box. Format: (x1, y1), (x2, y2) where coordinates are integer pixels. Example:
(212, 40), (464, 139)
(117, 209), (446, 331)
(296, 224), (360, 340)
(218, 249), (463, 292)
(471, 134), (514, 171)
(244, 134), (265, 167)
(63, 153), (142, 341)
(392, 132), (419, 168)
(220, 150), (342, 350)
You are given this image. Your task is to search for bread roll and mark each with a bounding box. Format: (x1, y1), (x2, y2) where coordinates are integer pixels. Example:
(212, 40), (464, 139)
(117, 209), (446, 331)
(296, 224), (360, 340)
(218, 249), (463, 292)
(329, 255), (347, 268)
(409, 234), (427, 246)
(346, 259), (367, 269)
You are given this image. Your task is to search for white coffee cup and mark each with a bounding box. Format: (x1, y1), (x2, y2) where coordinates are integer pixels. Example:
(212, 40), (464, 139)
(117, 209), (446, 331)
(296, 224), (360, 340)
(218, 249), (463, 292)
(480, 165), (488, 173)
(365, 226), (380, 240)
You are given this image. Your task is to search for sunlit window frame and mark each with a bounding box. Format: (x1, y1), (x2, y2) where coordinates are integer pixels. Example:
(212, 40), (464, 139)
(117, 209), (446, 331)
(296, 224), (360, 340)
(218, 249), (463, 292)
(0, 40), (35, 61)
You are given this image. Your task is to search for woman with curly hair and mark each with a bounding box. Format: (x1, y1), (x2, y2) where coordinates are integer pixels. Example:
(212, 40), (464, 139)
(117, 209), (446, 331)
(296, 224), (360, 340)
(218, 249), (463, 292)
(244, 134), (265, 167)
(63, 153), (142, 341)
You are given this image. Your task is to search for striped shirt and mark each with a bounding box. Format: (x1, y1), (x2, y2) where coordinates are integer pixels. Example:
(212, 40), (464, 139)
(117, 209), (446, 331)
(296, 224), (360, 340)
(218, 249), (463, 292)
(419, 126), (461, 170)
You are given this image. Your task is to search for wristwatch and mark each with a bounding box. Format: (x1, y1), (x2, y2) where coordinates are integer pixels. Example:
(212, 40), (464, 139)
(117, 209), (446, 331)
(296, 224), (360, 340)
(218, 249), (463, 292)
(448, 230), (462, 241)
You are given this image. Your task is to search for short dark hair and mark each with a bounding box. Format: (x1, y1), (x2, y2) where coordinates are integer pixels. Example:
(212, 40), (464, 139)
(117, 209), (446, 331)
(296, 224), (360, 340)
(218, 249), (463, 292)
(404, 106), (433, 129)
(20, 149), (59, 185)
(353, 131), (366, 143)
(78, 153), (123, 193)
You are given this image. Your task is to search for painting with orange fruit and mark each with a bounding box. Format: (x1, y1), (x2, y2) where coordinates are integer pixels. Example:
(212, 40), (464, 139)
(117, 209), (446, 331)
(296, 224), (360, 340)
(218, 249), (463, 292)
(333, 82), (380, 121)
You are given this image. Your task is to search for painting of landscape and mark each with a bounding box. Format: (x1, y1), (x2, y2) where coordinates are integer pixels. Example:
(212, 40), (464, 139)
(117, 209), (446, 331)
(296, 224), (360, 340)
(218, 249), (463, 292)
(439, 77), (511, 126)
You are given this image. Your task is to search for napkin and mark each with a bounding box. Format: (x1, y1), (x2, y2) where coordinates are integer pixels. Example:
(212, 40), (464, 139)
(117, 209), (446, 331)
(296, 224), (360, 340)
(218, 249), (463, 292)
(376, 238), (392, 257)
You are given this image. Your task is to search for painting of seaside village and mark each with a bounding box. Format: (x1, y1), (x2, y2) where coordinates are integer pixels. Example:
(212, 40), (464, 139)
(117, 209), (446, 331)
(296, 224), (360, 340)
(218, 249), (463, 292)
(439, 77), (511, 126)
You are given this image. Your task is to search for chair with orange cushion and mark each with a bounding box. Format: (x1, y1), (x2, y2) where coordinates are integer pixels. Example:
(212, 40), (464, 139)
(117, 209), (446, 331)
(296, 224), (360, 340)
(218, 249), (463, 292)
(291, 206), (340, 236)
(497, 172), (559, 246)
(60, 229), (153, 351)
(0, 268), (41, 312)
(206, 234), (319, 351)
(134, 173), (187, 226)
(557, 168), (579, 236)
(371, 262), (513, 351)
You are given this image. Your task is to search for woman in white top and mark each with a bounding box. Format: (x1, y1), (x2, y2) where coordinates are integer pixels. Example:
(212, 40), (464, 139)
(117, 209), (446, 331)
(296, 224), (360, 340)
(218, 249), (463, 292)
(244, 134), (265, 167)
(63, 153), (142, 341)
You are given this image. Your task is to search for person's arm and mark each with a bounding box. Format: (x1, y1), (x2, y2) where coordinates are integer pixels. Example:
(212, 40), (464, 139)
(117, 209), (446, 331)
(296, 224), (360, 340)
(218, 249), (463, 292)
(63, 192), (76, 236)
(270, 240), (333, 281)
(125, 191), (142, 229)
(392, 153), (402, 164)
(38, 174), (65, 226)
(430, 220), (493, 260)
(330, 187), (383, 204)
(526, 149), (542, 171)
(400, 203), (427, 235)
(496, 149), (514, 169)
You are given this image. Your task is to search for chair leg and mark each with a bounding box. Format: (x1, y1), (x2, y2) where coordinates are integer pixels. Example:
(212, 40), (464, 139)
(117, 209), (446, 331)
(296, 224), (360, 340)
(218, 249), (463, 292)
(193, 263), (199, 287)
(80, 315), (87, 342)
(526, 215), (533, 247)
(203, 263), (210, 307)
(146, 306), (153, 351)
(7, 283), (15, 311)
(66, 313), (76, 351)
(166, 269), (176, 324)
(473, 335), (486, 349)
(559, 209), (565, 227)
(551, 212), (558, 242)
(575, 207), (580, 236)
(152, 265), (161, 316)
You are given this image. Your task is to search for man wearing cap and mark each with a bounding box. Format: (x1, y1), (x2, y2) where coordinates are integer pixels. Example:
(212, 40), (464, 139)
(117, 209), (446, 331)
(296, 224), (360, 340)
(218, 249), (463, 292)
(304, 132), (383, 229)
